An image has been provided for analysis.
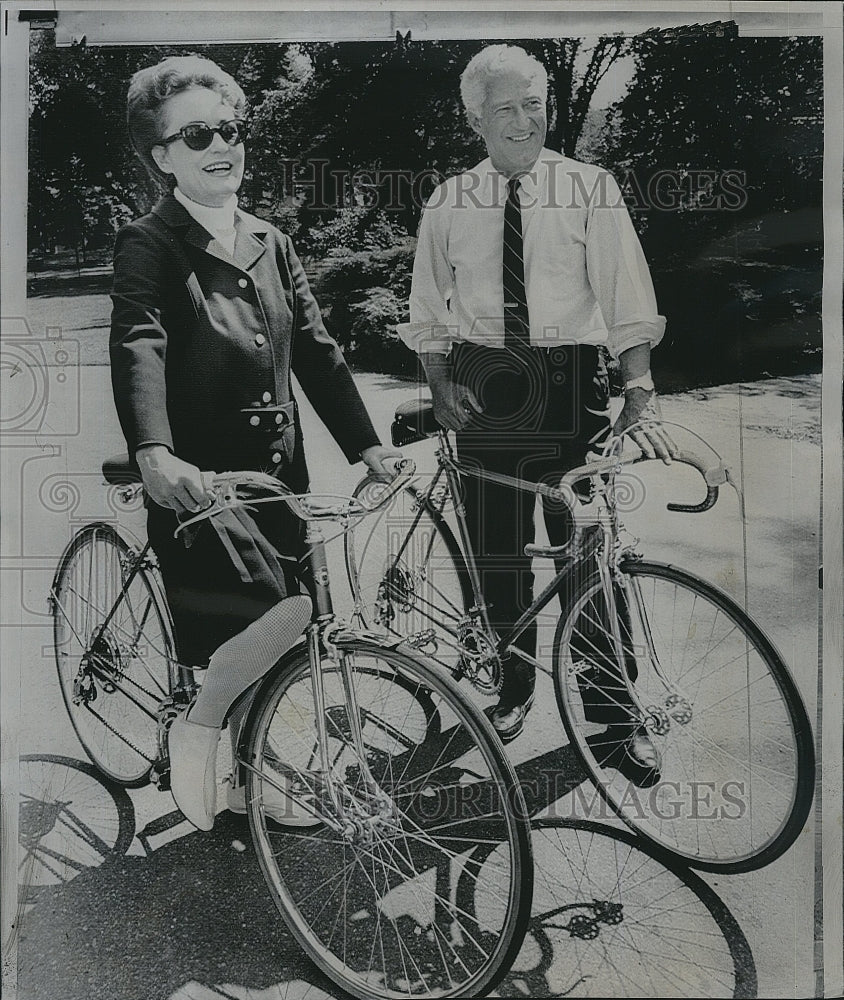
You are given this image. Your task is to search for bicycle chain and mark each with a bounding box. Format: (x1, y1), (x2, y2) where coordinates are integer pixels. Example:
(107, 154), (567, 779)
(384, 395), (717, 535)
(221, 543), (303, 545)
(83, 701), (155, 764)
(87, 651), (164, 705)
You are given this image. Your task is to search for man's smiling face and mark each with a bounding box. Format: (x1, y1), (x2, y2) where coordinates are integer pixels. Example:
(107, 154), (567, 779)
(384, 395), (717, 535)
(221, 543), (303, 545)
(470, 70), (547, 178)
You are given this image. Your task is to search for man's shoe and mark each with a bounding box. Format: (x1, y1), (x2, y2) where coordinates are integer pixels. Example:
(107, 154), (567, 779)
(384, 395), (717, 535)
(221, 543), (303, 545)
(225, 774), (323, 827)
(169, 713), (221, 832)
(488, 690), (535, 744)
(598, 724), (661, 787)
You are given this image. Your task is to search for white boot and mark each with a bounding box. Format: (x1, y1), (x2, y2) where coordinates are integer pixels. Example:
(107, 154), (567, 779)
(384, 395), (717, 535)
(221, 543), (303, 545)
(169, 713), (221, 831)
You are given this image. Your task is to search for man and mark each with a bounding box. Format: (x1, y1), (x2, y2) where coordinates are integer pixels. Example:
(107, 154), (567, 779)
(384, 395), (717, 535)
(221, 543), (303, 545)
(399, 44), (676, 774)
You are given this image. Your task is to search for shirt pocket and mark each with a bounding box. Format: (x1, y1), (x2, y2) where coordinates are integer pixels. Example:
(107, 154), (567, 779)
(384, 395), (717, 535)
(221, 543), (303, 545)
(532, 225), (587, 280)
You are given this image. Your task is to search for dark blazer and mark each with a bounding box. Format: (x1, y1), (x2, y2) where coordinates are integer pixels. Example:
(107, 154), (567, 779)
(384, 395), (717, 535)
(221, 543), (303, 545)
(110, 193), (380, 477)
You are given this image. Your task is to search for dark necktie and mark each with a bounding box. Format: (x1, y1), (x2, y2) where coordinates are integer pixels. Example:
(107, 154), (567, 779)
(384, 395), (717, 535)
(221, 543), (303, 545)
(503, 176), (530, 348)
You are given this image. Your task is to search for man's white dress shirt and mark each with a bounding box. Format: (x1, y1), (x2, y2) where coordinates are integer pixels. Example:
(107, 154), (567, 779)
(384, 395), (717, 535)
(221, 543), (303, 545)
(398, 149), (665, 357)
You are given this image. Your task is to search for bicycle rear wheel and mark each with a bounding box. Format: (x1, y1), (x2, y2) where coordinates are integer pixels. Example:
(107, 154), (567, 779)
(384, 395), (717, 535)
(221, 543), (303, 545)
(554, 559), (815, 872)
(51, 523), (175, 786)
(345, 479), (472, 676)
(242, 637), (533, 999)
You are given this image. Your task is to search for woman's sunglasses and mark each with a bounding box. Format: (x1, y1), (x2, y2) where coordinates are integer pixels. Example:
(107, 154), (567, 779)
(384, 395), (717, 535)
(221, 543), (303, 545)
(159, 119), (247, 152)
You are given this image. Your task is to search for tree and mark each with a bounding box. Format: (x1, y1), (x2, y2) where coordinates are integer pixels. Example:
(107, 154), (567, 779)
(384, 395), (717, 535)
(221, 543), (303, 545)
(598, 33), (823, 386)
(602, 34), (822, 247)
(526, 37), (631, 156)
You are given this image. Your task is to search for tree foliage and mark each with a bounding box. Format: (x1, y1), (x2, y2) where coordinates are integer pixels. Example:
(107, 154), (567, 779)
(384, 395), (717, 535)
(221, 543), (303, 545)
(26, 29), (822, 386)
(602, 34), (822, 249)
(598, 34), (823, 386)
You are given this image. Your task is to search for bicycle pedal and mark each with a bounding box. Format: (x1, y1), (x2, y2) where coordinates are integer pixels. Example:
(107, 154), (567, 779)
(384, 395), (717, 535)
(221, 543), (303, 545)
(150, 761), (171, 791)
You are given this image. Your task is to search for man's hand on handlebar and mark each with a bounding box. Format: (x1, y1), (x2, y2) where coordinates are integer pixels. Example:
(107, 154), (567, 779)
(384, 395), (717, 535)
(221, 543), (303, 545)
(135, 444), (215, 514)
(420, 351), (483, 431)
(431, 380), (484, 431)
(360, 445), (405, 476)
(613, 388), (679, 465)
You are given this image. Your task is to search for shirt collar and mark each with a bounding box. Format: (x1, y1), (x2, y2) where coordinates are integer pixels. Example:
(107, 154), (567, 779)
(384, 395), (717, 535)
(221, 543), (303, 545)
(482, 151), (549, 204)
(173, 186), (237, 237)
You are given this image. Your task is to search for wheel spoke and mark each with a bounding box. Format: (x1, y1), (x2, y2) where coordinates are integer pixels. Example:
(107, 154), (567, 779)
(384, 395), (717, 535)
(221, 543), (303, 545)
(556, 562), (812, 870)
(53, 528), (173, 785)
(246, 642), (530, 998)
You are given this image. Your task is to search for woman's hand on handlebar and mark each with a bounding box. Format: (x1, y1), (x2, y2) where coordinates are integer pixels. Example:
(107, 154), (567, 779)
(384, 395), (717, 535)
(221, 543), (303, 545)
(135, 445), (215, 514)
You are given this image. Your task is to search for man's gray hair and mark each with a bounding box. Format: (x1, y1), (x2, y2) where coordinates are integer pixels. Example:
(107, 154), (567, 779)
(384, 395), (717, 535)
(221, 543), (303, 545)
(460, 45), (548, 118)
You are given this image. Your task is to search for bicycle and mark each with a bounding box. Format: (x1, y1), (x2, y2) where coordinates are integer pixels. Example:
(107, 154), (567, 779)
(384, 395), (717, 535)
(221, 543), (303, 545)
(50, 456), (534, 1000)
(344, 400), (816, 874)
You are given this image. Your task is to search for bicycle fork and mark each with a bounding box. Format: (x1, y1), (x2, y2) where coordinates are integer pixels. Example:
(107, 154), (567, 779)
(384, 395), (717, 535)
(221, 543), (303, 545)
(307, 524), (397, 838)
(601, 555), (694, 734)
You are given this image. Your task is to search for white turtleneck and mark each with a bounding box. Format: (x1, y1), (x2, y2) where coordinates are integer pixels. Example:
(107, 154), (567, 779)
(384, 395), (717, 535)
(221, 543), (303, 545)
(173, 187), (238, 257)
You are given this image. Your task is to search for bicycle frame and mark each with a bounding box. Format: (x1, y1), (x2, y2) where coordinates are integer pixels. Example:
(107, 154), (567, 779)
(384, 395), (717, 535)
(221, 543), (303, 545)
(49, 528), (193, 746)
(362, 430), (691, 724)
(402, 432), (626, 676)
(230, 493), (409, 829)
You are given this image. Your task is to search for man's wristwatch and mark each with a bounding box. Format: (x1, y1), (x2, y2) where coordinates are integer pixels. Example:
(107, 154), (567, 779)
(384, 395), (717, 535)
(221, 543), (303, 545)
(624, 372), (655, 393)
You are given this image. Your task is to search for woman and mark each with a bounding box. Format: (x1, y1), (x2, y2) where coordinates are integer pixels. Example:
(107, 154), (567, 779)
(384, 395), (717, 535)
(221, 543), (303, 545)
(111, 55), (400, 829)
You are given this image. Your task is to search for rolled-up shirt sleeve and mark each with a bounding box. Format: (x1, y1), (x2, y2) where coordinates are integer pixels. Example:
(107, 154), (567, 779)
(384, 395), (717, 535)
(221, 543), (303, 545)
(585, 171), (666, 357)
(397, 188), (460, 354)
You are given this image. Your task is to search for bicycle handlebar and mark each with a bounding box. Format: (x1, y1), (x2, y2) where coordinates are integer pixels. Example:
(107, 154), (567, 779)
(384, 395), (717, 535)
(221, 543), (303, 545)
(560, 450), (731, 514)
(174, 458), (417, 537)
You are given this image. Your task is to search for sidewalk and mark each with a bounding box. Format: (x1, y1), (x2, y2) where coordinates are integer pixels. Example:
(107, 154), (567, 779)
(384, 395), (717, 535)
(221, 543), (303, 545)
(1, 365), (822, 999)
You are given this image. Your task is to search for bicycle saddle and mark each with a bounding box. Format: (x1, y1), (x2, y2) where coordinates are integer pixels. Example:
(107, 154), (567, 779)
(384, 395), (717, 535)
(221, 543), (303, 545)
(391, 397), (442, 447)
(102, 453), (142, 484)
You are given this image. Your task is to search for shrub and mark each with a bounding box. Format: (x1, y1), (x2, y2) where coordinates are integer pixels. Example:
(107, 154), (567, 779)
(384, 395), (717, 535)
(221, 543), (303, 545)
(309, 234), (418, 375)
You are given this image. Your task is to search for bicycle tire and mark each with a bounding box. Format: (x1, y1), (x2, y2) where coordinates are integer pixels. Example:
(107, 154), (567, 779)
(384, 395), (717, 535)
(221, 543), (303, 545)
(241, 636), (533, 999)
(51, 523), (175, 787)
(457, 817), (757, 997)
(344, 479), (473, 676)
(553, 559), (815, 872)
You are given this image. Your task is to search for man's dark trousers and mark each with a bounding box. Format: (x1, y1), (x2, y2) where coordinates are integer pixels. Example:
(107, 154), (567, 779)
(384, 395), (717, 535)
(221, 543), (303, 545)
(452, 341), (636, 721)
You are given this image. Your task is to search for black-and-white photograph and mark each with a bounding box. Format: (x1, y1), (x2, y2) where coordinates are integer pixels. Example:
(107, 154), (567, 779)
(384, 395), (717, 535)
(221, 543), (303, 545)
(1, 3), (841, 999)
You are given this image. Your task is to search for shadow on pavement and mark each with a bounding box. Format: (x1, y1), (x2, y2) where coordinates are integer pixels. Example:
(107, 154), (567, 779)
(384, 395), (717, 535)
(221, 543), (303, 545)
(17, 755), (337, 1000)
(17, 751), (758, 999)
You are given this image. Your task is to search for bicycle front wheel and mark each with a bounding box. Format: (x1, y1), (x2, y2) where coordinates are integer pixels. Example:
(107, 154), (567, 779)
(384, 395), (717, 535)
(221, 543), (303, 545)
(51, 523), (175, 786)
(554, 559), (815, 872)
(242, 637), (533, 999)
(345, 478), (472, 676)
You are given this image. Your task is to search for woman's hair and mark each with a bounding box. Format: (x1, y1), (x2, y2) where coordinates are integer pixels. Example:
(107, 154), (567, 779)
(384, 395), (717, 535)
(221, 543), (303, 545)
(460, 45), (548, 119)
(126, 55), (247, 183)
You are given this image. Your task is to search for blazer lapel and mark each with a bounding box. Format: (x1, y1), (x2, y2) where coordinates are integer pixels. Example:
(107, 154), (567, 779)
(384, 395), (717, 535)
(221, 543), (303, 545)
(183, 221), (234, 266)
(151, 193), (268, 272)
(232, 211), (269, 272)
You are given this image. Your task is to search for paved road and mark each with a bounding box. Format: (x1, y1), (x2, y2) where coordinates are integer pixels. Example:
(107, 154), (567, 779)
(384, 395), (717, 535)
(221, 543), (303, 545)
(1, 365), (820, 999)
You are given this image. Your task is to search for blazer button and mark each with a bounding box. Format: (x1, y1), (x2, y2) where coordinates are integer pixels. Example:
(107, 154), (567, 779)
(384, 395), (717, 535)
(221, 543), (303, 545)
(262, 391), (272, 403)
(250, 415), (260, 426)
(255, 334), (266, 346)
(271, 451), (282, 464)
(275, 413), (284, 424)
(238, 277), (248, 289)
